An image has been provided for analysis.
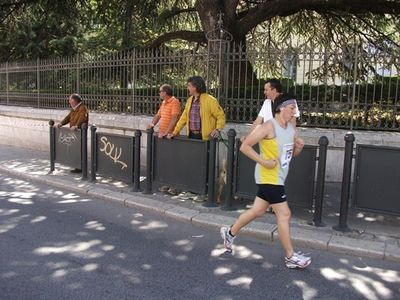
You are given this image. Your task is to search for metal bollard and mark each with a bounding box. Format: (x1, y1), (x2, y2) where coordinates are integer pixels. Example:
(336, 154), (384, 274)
(90, 125), (97, 182)
(81, 123), (88, 180)
(222, 129), (236, 210)
(333, 132), (355, 232)
(132, 129), (142, 192)
(49, 120), (55, 173)
(204, 136), (217, 207)
(144, 127), (154, 194)
(311, 136), (329, 227)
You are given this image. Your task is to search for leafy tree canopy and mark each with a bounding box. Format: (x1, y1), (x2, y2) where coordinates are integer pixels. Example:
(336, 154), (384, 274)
(0, 0), (399, 61)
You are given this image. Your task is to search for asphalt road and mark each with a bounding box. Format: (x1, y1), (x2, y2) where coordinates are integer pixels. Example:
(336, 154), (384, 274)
(1, 172), (399, 300)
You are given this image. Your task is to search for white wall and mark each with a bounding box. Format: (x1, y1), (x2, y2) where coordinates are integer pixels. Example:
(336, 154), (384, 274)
(1, 105), (400, 182)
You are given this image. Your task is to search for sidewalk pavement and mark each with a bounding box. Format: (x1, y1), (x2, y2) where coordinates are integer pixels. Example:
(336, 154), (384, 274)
(0, 143), (399, 262)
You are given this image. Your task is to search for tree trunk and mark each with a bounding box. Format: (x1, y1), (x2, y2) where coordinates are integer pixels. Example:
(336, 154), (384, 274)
(196, 0), (257, 86)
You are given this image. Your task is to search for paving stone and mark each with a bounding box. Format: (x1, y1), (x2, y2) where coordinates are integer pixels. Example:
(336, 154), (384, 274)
(102, 191), (131, 205)
(87, 187), (114, 198)
(192, 213), (237, 230)
(328, 235), (385, 259)
(124, 196), (175, 213)
(165, 207), (199, 222)
(242, 221), (276, 242)
(275, 226), (331, 250)
(45, 177), (91, 194)
(384, 242), (400, 262)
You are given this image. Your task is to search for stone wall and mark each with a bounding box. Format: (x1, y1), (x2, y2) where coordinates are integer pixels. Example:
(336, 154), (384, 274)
(1, 105), (399, 182)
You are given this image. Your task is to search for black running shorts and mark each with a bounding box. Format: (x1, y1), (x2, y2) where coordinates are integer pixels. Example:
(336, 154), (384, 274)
(256, 184), (287, 204)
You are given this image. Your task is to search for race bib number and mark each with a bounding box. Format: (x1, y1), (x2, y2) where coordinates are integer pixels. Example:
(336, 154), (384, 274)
(280, 143), (294, 169)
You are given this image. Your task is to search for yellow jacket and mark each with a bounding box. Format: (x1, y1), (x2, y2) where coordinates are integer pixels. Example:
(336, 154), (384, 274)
(173, 93), (225, 140)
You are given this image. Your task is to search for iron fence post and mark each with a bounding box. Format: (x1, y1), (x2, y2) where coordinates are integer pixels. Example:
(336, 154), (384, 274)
(311, 136), (329, 227)
(132, 129), (142, 192)
(350, 38), (359, 131)
(333, 132), (355, 232)
(6, 62), (9, 105)
(37, 58), (40, 108)
(76, 54), (80, 94)
(222, 129), (236, 210)
(49, 120), (55, 173)
(81, 123), (88, 180)
(204, 137), (217, 207)
(144, 128), (153, 194)
(90, 125), (97, 182)
(131, 49), (135, 114)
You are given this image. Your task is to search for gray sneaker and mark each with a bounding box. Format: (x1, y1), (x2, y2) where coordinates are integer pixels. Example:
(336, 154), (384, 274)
(285, 251), (312, 269)
(220, 226), (235, 252)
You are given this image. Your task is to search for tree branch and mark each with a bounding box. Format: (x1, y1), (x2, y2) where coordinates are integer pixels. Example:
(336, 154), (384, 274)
(237, 0), (400, 37)
(145, 30), (206, 48)
(159, 7), (197, 20)
(0, 6), (17, 23)
(0, 0), (37, 9)
(331, 13), (382, 46)
(356, 15), (400, 48)
(223, 0), (240, 20)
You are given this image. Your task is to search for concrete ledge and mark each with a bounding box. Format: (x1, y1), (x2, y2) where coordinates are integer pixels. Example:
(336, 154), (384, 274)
(384, 242), (400, 262)
(274, 227), (331, 251)
(124, 196), (175, 213)
(165, 207), (199, 223)
(192, 213), (237, 230)
(44, 176), (91, 194)
(328, 235), (385, 259)
(102, 191), (132, 205)
(242, 221), (276, 242)
(87, 187), (114, 198)
(3, 105), (400, 182)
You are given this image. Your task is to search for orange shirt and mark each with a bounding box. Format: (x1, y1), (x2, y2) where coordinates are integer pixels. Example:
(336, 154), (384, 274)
(157, 96), (180, 134)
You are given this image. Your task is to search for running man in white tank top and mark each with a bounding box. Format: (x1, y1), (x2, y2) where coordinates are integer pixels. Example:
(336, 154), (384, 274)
(220, 93), (312, 269)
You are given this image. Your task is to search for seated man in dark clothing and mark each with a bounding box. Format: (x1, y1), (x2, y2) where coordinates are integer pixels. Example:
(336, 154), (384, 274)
(56, 93), (89, 173)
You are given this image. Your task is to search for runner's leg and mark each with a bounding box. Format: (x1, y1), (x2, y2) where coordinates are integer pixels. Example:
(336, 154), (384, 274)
(230, 197), (269, 236)
(270, 201), (293, 258)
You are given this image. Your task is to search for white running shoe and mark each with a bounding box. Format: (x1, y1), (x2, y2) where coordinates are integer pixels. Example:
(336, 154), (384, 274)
(220, 226), (235, 252)
(285, 251), (312, 269)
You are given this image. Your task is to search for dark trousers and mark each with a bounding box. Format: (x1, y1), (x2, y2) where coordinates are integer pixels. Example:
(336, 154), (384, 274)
(189, 131), (202, 140)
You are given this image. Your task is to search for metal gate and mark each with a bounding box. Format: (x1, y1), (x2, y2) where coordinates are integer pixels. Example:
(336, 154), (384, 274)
(95, 132), (134, 183)
(152, 137), (209, 194)
(54, 127), (82, 169)
(353, 144), (400, 215)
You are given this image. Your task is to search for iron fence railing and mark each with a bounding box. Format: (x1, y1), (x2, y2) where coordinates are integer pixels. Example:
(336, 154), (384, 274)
(0, 40), (399, 131)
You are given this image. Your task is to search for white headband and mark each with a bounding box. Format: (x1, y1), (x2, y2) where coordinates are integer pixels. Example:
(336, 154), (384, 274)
(276, 99), (296, 110)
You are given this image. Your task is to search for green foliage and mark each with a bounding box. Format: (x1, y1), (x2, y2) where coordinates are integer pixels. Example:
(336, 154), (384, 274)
(0, 1), (85, 60)
(1, 0), (400, 65)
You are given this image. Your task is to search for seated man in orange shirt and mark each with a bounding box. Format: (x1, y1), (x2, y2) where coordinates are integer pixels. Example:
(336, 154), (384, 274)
(148, 84), (180, 138)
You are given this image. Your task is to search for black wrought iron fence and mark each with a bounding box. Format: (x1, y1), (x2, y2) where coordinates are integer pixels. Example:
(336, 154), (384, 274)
(1, 40), (399, 131)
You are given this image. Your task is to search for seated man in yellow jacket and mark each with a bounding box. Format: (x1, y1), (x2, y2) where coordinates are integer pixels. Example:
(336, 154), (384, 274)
(169, 76), (225, 140)
(57, 93), (89, 130)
